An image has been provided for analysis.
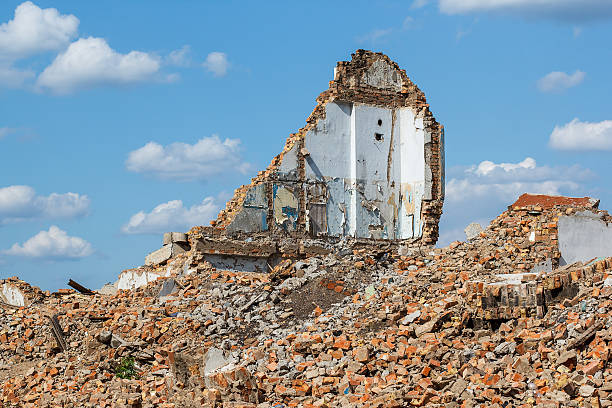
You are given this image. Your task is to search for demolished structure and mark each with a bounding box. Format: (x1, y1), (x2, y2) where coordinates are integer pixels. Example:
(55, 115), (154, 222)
(216, 49), (444, 242)
(3, 51), (612, 408)
(152, 50), (444, 277)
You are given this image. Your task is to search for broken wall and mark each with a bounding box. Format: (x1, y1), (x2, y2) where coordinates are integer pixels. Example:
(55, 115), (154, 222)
(0, 277), (44, 307)
(214, 50), (444, 244)
(558, 210), (612, 265)
(470, 193), (610, 274)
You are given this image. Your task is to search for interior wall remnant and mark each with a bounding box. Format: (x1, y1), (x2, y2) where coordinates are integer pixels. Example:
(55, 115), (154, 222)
(212, 50), (445, 244)
(273, 185), (299, 231)
(117, 270), (166, 291)
(558, 211), (612, 265)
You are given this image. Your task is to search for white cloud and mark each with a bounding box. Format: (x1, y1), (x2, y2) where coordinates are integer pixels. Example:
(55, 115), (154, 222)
(438, 0), (612, 21)
(412, 0), (431, 8)
(166, 45), (191, 67)
(203, 52), (229, 77)
(357, 28), (394, 43)
(3, 225), (93, 259)
(37, 37), (161, 93)
(549, 118), (612, 151)
(122, 197), (220, 234)
(0, 127), (14, 139)
(537, 70), (585, 93)
(0, 1), (78, 60)
(125, 135), (250, 182)
(0, 185), (90, 224)
(438, 157), (591, 246)
(473, 157), (536, 176)
(403, 16), (416, 29)
(0, 64), (35, 88)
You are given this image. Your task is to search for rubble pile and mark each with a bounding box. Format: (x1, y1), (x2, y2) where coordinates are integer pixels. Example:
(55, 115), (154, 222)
(1, 195), (612, 407)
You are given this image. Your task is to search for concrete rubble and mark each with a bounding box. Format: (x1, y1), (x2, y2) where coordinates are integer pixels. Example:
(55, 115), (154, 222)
(1, 193), (612, 407)
(2, 51), (612, 407)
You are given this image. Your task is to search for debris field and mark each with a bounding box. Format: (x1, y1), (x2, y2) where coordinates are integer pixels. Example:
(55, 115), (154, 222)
(1, 194), (612, 407)
(2, 51), (612, 407)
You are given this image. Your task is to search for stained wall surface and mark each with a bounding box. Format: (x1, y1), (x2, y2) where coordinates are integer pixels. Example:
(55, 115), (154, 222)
(219, 50), (445, 243)
(558, 211), (612, 265)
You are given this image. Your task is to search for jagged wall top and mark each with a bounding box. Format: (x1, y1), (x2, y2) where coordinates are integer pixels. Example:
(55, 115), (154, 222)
(209, 50), (444, 243)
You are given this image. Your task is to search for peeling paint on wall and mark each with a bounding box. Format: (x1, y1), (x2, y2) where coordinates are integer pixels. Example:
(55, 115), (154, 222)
(273, 185), (299, 231)
(216, 51), (444, 243)
(117, 270), (166, 290)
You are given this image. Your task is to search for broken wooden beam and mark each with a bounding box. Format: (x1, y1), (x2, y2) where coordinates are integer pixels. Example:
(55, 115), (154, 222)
(68, 279), (95, 295)
(46, 314), (68, 352)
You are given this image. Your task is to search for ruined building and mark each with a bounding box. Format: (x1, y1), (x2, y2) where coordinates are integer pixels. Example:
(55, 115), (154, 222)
(5, 52), (612, 408)
(162, 50), (445, 273)
(216, 50), (444, 242)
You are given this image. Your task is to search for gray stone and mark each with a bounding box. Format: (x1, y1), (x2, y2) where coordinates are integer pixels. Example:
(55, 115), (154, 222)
(97, 282), (118, 296)
(163, 232), (188, 245)
(530, 258), (553, 274)
(145, 243), (186, 266)
(494, 341), (516, 356)
(158, 278), (177, 298)
(400, 310), (421, 325)
(204, 347), (236, 376)
(110, 334), (127, 348)
(98, 330), (112, 344)
(464, 223), (483, 241)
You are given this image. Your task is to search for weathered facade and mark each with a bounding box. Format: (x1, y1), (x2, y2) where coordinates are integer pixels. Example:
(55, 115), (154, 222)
(214, 50), (444, 244)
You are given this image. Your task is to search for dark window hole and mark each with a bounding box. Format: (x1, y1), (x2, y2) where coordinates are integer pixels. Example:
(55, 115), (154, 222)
(375, 133), (384, 141)
(377, 119), (383, 126)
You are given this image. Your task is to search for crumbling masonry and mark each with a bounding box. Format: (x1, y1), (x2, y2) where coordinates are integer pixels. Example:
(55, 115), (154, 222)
(174, 50), (445, 273)
(215, 50), (444, 243)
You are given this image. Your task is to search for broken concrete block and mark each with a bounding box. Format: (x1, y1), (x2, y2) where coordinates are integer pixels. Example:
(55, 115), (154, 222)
(464, 223), (483, 241)
(145, 243), (186, 266)
(97, 281), (118, 296)
(157, 278), (177, 298)
(556, 350), (577, 369)
(163, 232), (188, 245)
(110, 334), (127, 348)
(117, 269), (165, 290)
(98, 330), (112, 344)
(1, 283), (26, 307)
(204, 347), (236, 376)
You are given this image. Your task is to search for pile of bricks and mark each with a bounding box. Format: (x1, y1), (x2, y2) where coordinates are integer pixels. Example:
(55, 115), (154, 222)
(2, 195), (612, 407)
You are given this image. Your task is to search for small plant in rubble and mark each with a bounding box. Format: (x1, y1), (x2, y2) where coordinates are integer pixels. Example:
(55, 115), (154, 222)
(115, 356), (138, 379)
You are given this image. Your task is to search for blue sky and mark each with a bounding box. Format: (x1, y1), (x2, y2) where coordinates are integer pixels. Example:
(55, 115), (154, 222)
(1, 1), (611, 291)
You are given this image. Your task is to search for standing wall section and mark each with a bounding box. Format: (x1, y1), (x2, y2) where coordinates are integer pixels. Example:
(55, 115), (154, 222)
(210, 50), (444, 245)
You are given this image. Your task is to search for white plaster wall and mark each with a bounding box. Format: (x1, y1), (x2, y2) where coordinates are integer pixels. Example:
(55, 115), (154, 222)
(558, 212), (612, 265)
(295, 101), (427, 240)
(305, 102), (352, 180)
(279, 143), (299, 177)
(354, 105), (393, 181)
(2, 284), (25, 307)
(117, 270), (164, 290)
(398, 108), (425, 238)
